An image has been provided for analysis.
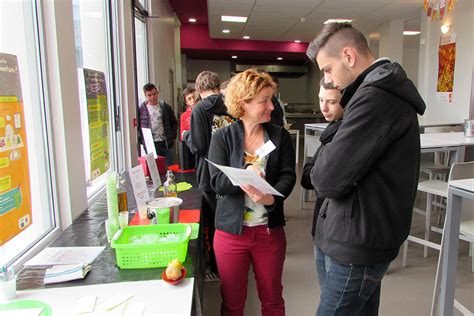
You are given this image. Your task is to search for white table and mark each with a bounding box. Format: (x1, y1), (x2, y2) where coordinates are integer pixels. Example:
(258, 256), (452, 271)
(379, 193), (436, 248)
(8, 278), (194, 315)
(420, 132), (474, 163)
(431, 179), (474, 316)
(301, 129), (474, 208)
(288, 129), (300, 165)
(300, 123), (328, 208)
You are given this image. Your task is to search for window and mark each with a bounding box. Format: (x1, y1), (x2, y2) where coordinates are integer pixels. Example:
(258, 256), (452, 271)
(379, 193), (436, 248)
(134, 1), (149, 105)
(135, 17), (149, 105)
(73, 0), (122, 199)
(0, 1), (57, 264)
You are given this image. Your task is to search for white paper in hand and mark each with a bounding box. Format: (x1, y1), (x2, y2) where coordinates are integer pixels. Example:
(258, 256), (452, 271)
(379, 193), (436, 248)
(206, 159), (284, 197)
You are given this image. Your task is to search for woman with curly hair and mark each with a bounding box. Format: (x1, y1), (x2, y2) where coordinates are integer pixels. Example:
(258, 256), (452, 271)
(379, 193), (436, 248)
(208, 68), (296, 316)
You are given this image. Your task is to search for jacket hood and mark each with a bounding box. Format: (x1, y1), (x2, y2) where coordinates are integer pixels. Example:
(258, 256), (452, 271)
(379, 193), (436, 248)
(360, 61), (426, 115)
(200, 93), (228, 114)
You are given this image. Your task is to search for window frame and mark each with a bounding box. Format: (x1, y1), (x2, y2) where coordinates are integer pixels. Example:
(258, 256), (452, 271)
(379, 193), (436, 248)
(4, 0), (61, 270)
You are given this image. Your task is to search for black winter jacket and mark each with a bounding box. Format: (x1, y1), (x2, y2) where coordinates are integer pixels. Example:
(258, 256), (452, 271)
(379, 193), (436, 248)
(270, 96), (284, 127)
(208, 121), (296, 235)
(183, 94), (234, 191)
(311, 60), (426, 265)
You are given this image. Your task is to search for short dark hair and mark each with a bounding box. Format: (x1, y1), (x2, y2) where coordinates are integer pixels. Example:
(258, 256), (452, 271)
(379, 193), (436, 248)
(306, 23), (371, 62)
(220, 80), (230, 91)
(272, 77), (279, 87)
(143, 83), (157, 93)
(195, 71), (220, 93)
(319, 78), (337, 90)
(182, 87), (195, 98)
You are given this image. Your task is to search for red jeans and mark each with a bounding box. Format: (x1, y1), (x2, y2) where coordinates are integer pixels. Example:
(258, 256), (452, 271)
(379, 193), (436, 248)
(214, 225), (286, 316)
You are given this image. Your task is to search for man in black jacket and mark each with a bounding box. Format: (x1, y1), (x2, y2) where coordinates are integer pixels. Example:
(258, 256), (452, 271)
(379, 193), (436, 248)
(306, 23), (426, 315)
(137, 83), (178, 166)
(182, 71), (235, 277)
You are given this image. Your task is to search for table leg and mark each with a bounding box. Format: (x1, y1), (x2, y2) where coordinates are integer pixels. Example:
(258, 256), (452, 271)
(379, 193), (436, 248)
(436, 190), (462, 315)
(295, 130), (299, 164)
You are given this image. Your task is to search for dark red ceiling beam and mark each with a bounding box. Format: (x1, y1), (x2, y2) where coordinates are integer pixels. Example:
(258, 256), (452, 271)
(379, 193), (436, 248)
(181, 24), (308, 55)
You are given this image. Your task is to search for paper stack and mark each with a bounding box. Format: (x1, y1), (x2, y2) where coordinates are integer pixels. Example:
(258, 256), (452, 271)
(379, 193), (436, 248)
(44, 263), (91, 284)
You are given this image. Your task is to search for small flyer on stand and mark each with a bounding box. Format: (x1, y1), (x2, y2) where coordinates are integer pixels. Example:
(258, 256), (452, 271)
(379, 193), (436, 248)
(141, 128), (157, 158)
(145, 152), (161, 189)
(129, 164), (150, 207)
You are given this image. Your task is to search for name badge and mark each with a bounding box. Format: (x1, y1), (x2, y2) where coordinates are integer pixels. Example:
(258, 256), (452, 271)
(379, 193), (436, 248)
(255, 140), (276, 158)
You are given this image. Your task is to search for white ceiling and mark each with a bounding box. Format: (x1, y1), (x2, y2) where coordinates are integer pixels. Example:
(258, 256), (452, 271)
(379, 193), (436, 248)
(208, 0), (422, 43)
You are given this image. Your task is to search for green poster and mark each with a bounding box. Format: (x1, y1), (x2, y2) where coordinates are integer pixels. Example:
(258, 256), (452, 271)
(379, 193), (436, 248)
(83, 68), (110, 180)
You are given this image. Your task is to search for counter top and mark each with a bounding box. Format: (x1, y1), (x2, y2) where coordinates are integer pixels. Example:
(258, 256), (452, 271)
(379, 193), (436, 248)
(15, 171), (204, 314)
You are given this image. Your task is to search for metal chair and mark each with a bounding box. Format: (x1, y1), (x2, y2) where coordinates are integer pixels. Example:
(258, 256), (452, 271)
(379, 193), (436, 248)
(402, 161), (474, 267)
(459, 219), (474, 272)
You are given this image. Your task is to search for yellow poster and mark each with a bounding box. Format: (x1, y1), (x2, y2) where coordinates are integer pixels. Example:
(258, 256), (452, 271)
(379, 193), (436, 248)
(0, 53), (32, 245)
(83, 68), (110, 180)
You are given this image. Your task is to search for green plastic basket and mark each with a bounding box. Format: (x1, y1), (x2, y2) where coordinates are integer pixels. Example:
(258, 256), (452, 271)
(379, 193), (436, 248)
(111, 224), (192, 269)
(189, 223), (199, 240)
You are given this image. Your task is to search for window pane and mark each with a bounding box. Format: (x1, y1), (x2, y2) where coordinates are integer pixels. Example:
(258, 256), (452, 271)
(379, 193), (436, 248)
(0, 1), (56, 264)
(73, 0), (116, 196)
(135, 17), (148, 105)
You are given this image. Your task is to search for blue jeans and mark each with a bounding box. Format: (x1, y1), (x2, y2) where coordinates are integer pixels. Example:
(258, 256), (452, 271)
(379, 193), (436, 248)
(314, 246), (389, 316)
(154, 141), (174, 167)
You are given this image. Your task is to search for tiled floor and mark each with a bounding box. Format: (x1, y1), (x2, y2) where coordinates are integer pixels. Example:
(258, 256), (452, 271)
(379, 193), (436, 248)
(203, 161), (474, 315)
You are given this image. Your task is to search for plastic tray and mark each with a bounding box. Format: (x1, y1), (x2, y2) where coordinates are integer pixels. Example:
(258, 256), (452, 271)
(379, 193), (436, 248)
(111, 224), (191, 269)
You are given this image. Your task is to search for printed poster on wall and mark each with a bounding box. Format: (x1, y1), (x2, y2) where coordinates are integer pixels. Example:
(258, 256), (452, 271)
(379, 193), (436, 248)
(0, 53), (32, 245)
(83, 68), (110, 180)
(436, 33), (456, 103)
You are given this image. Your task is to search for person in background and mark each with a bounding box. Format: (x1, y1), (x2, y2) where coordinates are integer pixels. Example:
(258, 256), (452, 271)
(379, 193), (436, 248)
(208, 68), (296, 315)
(300, 79), (343, 241)
(220, 80), (230, 96)
(180, 88), (198, 140)
(306, 22), (425, 315)
(182, 71), (235, 279)
(137, 83), (178, 167)
(270, 77), (287, 127)
(178, 88), (199, 170)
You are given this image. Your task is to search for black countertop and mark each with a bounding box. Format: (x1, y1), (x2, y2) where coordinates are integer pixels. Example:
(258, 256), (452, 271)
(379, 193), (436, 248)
(16, 171), (204, 314)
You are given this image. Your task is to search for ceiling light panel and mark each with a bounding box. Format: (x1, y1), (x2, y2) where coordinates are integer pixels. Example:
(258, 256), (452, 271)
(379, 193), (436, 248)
(403, 31), (420, 36)
(323, 19), (353, 24)
(221, 15), (248, 23)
